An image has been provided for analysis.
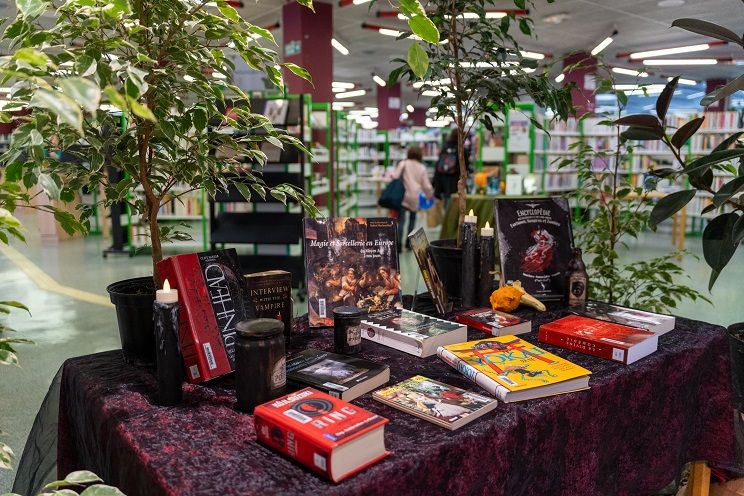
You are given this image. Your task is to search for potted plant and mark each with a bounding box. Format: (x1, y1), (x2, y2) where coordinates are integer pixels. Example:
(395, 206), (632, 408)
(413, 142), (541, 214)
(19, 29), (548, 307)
(389, 0), (573, 296)
(0, 0), (317, 364)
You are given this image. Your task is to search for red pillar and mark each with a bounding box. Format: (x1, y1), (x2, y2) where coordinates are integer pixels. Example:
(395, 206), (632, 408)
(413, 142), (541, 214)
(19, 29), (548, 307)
(411, 107), (426, 126)
(705, 79), (727, 111)
(562, 52), (597, 115)
(282, 2), (333, 103)
(377, 83), (402, 130)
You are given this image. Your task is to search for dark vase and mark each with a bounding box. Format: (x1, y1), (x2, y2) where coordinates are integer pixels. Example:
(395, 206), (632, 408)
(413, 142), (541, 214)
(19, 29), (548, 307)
(429, 238), (463, 299)
(107, 276), (157, 366)
(729, 323), (744, 409)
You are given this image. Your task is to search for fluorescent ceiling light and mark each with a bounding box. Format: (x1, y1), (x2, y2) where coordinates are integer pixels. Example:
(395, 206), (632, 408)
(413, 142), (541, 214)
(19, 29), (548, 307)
(379, 28), (402, 37)
(213, 71), (227, 79)
(555, 73), (565, 83)
(353, 0), (371, 4)
(406, 104), (414, 112)
(422, 90), (439, 97)
(413, 78), (451, 89)
(332, 81), (355, 89)
(373, 74), (386, 87)
(332, 101), (355, 107)
(331, 38), (349, 55)
(613, 84), (666, 94)
(444, 12), (508, 19)
(591, 36), (614, 56)
(669, 77), (698, 86)
(630, 43), (709, 59)
(612, 67), (648, 77)
(644, 59), (717, 66)
(332, 87), (349, 93)
(686, 91), (705, 100)
(335, 89), (366, 99)
(520, 51), (545, 60)
(361, 121), (378, 129)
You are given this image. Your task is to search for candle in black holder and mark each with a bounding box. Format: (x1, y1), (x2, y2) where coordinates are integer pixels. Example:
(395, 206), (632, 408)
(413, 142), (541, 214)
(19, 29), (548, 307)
(333, 306), (363, 354)
(153, 279), (183, 406)
(461, 209), (478, 308)
(477, 222), (496, 307)
(235, 318), (286, 414)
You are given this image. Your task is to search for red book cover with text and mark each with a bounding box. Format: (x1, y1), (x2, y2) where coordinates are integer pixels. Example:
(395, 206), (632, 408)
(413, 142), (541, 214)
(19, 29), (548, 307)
(538, 314), (658, 364)
(156, 249), (255, 383)
(254, 388), (389, 482)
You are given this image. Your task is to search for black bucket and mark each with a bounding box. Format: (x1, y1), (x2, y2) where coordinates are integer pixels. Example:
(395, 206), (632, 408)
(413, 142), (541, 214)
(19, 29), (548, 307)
(429, 238), (463, 299)
(107, 276), (157, 366)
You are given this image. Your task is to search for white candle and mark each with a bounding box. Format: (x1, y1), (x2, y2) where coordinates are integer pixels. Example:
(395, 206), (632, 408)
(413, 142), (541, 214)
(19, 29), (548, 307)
(481, 221), (494, 237)
(156, 278), (179, 304)
(464, 208), (477, 224)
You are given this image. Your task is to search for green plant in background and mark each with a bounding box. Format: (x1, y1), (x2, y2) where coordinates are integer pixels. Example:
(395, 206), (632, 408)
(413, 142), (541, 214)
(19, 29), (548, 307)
(389, 0), (574, 239)
(0, 0), (318, 283)
(3, 470), (126, 495)
(560, 67), (709, 314)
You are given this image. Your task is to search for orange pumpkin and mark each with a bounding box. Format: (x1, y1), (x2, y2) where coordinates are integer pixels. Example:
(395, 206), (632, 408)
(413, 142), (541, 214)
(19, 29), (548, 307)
(489, 285), (523, 312)
(475, 172), (488, 188)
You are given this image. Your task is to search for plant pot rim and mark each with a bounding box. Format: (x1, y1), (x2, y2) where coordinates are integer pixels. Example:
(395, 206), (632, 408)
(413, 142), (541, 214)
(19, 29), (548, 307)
(107, 276), (157, 305)
(430, 238), (460, 250)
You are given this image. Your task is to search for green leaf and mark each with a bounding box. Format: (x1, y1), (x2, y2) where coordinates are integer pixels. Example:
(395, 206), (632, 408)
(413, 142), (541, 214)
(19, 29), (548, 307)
(712, 131), (743, 153)
(75, 55), (97, 77)
(684, 148), (744, 175)
(518, 18), (531, 35)
(218, 4), (240, 22)
(102, 0), (131, 18)
(266, 135), (283, 149)
(63, 471), (103, 485)
(284, 63), (312, 84)
(30, 88), (83, 134)
(103, 86), (127, 113)
(295, 0), (313, 12)
(708, 269), (720, 291)
(713, 176), (744, 207)
(79, 485), (126, 496)
(689, 168), (713, 190)
(672, 18), (743, 47)
(407, 43), (428, 79)
(621, 127), (663, 141)
(126, 66), (149, 95)
(649, 189), (696, 226)
(671, 117), (704, 149)
(0, 349), (18, 366)
(614, 114), (662, 130)
(192, 107), (207, 132)
(53, 210), (81, 236)
(58, 77), (101, 114)
(234, 182), (252, 202)
(408, 15), (439, 44)
(16, 0), (48, 19)
(265, 65), (283, 88)
(656, 77), (677, 122)
(128, 98), (156, 122)
(14, 47), (49, 67)
(702, 212), (739, 273)
(0, 301), (29, 313)
(39, 173), (61, 199)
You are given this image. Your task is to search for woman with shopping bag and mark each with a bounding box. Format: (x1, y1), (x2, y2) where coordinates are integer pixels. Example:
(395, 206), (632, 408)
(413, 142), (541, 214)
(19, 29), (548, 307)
(389, 145), (434, 251)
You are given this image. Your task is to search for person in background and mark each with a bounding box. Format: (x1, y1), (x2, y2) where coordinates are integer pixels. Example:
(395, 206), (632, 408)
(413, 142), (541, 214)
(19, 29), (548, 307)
(391, 144), (434, 251)
(434, 128), (471, 210)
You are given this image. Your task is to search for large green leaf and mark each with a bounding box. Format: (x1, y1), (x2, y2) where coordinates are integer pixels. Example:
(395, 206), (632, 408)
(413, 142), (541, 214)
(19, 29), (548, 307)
(0, 349), (18, 366)
(656, 77), (677, 122)
(713, 131), (743, 153)
(621, 127), (663, 141)
(702, 212), (739, 274)
(129, 98), (155, 121)
(407, 42), (428, 79)
(284, 63), (312, 83)
(58, 77), (101, 114)
(14, 47), (49, 67)
(684, 148), (744, 175)
(408, 15), (439, 44)
(713, 176), (744, 207)
(614, 114), (662, 130)
(30, 88), (83, 133)
(733, 214), (744, 245)
(295, 0), (313, 12)
(80, 485), (127, 496)
(671, 117), (704, 149)
(701, 75), (744, 108)
(0, 301), (29, 313)
(218, 4), (241, 22)
(649, 189), (696, 226)
(75, 55), (97, 77)
(103, 86), (127, 113)
(672, 18), (743, 46)
(16, 0), (48, 19)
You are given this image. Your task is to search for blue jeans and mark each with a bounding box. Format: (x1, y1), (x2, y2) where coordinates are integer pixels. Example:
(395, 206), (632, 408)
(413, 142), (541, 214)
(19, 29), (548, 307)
(397, 209), (417, 250)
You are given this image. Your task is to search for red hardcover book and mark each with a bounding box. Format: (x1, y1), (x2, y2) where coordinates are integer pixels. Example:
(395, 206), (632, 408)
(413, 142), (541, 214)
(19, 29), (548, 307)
(156, 249), (255, 383)
(254, 388), (389, 482)
(456, 308), (531, 336)
(538, 314), (658, 364)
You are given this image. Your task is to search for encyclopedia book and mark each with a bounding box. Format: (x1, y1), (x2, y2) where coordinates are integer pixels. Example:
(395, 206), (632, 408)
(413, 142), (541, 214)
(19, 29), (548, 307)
(538, 315), (658, 365)
(303, 217), (401, 327)
(245, 270), (292, 348)
(494, 197), (574, 301)
(437, 336), (591, 402)
(254, 388), (389, 483)
(361, 308), (467, 358)
(286, 349), (390, 401)
(373, 375), (497, 430)
(455, 308), (531, 337)
(565, 300), (675, 335)
(157, 249), (255, 384)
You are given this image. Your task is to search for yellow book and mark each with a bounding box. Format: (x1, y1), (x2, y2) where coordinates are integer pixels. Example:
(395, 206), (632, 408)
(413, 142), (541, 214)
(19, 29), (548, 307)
(437, 335), (591, 403)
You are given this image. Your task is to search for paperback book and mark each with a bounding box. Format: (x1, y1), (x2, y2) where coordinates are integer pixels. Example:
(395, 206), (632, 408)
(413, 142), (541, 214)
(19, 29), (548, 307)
(494, 197), (574, 301)
(156, 249), (255, 383)
(565, 300), (675, 335)
(373, 375), (497, 430)
(245, 270), (292, 349)
(456, 308), (531, 337)
(254, 388), (389, 483)
(361, 308), (467, 358)
(286, 349), (390, 401)
(408, 227), (451, 315)
(538, 315), (658, 365)
(437, 336), (591, 402)
(263, 99), (289, 125)
(304, 217), (401, 327)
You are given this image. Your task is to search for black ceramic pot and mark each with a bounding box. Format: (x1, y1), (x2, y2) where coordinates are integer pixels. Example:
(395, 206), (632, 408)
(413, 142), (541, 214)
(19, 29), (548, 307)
(107, 276), (157, 366)
(429, 238), (463, 299)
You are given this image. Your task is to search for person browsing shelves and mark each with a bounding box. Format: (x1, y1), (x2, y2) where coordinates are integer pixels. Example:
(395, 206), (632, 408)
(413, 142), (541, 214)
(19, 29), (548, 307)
(391, 144), (434, 251)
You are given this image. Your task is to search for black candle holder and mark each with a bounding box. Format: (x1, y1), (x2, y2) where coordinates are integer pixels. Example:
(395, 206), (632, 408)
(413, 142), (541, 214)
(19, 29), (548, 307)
(235, 319), (286, 414)
(153, 300), (183, 406)
(333, 306), (363, 354)
(477, 234), (495, 307)
(461, 221), (478, 308)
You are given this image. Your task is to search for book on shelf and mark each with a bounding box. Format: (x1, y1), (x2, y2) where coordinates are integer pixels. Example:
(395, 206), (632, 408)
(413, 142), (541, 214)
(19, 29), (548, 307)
(539, 315), (658, 365)
(254, 388), (389, 483)
(565, 300), (675, 335)
(373, 375), (497, 430)
(361, 308), (467, 358)
(455, 308), (531, 336)
(244, 270), (292, 348)
(264, 99), (289, 125)
(156, 249), (256, 383)
(303, 217), (401, 327)
(494, 197), (574, 301)
(286, 349), (390, 401)
(437, 335), (591, 402)
(408, 227), (451, 315)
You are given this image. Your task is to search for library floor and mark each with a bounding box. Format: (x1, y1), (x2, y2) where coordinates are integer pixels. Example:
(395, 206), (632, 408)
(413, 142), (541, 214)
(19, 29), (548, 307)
(1, 215), (743, 492)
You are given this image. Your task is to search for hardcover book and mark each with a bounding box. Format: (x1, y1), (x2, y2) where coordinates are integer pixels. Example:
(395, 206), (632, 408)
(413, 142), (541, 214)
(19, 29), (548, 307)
(245, 270), (292, 348)
(254, 388), (389, 483)
(360, 308), (467, 358)
(437, 336), (591, 402)
(494, 197), (574, 301)
(304, 217), (401, 327)
(373, 375), (497, 430)
(408, 227), (451, 315)
(456, 308), (531, 337)
(538, 315), (658, 365)
(286, 349), (390, 401)
(565, 300), (675, 335)
(156, 249), (255, 383)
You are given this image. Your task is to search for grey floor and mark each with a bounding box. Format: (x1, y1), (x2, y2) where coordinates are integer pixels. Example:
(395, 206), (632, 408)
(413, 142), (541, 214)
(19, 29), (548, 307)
(1, 212), (743, 491)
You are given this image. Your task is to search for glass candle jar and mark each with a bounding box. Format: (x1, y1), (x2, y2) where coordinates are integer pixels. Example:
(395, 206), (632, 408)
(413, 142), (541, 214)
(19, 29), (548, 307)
(333, 306), (363, 355)
(235, 318), (286, 414)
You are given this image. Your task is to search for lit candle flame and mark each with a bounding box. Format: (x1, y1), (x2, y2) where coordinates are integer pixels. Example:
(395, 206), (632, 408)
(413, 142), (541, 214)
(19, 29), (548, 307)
(163, 278), (171, 292)
(484, 221), (490, 229)
(468, 209), (474, 216)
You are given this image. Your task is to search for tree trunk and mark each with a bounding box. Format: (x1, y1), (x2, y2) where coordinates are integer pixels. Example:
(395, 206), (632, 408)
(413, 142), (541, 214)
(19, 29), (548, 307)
(148, 195), (163, 287)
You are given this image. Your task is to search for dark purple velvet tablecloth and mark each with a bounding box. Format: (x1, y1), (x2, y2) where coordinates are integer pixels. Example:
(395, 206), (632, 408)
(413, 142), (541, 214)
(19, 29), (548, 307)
(58, 308), (736, 496)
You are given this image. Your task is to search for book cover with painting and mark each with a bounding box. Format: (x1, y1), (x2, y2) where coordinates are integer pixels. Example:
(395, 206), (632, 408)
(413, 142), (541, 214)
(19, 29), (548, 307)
(408, 227), (450, 315)
(494, 197), (574, 301)
(303, 217), (401, 327)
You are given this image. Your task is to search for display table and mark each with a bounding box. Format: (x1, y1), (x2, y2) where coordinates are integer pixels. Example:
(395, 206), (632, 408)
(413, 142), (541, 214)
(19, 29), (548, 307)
(56, 309), (736, 496)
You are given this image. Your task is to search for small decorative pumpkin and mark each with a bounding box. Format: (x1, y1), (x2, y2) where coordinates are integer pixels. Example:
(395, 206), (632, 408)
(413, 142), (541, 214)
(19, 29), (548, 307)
(490, 281), (546, 312)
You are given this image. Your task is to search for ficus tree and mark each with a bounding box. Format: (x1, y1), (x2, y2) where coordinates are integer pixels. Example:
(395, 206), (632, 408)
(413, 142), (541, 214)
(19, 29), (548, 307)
(0, 0), (318, 285)
(389, 0), (574, 240)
